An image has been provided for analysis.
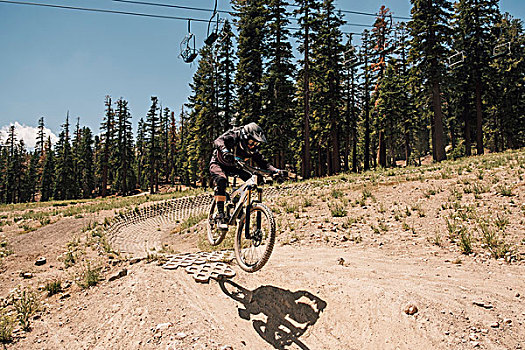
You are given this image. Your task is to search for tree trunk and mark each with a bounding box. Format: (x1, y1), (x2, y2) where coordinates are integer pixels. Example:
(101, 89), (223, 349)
(352, 126), (358, 172)
(364, 99), (370, 171)
(404, 124), (411, 167)
(475, 79), (484, 155)
(330, 116), (340, 174)
(431, 81), (447, 162)
(377, 130), (386, 167)
(463, 106), (471, 156)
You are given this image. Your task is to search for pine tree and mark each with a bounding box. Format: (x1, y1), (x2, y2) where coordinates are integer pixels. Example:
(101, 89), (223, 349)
(360, 30), (373, 170)
(177, 107), (191, 186)
(309, 0), (345, 175)
(409, 0), (451, 162)
(114, 98), (135, 195)
(40, 137), (55, 202)
(396, 22), (418, 166)
(5, 126), (18, 203)
(216, 20), (236, 131)
(93, 135), (102, 195)
(293, 0), (320, 178)
(341, 35), (360, 172)
(374, 62), (405, 167)
(99, 96), (115, 197)
(78, 127), (95, 198)
(168, 111), (179, 185)
(0, 143), (7, 203)
(370, 6), (394, 167)
(53, 113), (75, 200)
(135, 118), (147, 190)
(487, 13), (525, 149)
(13, 140), (27, 203)
(36, 117), (45, 157)
(4, 127), (27, 203)
(453, 0), (500, 155)
(185, 44), (222, 186)
(72, 117), (82, 198)
(160, 107), (170, 184)
(145, 96), (160, 193)
(21, 151), (39, 202)
(261, 0), (296, 169)
(233, 0), (267, 125)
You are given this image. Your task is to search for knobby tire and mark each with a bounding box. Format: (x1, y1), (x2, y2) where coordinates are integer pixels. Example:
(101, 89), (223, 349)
(234, 203), (276, 272)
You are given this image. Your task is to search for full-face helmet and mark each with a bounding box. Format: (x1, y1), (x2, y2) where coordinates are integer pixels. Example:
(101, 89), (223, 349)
(239, 122), (266, 154)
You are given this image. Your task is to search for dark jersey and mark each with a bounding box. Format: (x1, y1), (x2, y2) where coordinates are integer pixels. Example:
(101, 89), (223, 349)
(210, 127), (277, 172)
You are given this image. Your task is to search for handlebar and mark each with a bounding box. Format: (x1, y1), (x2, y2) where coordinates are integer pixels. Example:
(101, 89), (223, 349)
(234, 157), (273, 177)
(234, 157), (289, 185)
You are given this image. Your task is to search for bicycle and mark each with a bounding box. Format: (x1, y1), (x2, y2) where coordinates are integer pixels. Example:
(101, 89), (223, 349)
(207, 157), (286, 272)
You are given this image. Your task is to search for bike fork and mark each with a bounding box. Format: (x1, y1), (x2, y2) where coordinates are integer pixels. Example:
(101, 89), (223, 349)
(244, 204), (251, 239)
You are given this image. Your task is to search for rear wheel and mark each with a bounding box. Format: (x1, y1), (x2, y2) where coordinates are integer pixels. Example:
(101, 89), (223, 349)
(234, 203), (276, 272)
(207, 200), (227, 246)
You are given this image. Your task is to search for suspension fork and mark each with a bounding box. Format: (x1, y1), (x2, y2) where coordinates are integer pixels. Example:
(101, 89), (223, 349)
(244, 187), (263, 239)
(256, 188), (263, 228)
(244, 187), (252, 239)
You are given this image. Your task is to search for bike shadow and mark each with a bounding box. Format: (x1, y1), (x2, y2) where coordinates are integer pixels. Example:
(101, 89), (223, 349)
(217, 279), (327, 350)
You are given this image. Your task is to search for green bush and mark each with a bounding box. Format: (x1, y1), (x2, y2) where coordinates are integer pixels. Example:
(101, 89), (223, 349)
(44, 280), (62, 297)
(459, 229), (472, 255)
(0, 308), (14, 343)
(77, 261), (102, 289)
(12, 288), (40, 331)
(329, 201), (347, 217)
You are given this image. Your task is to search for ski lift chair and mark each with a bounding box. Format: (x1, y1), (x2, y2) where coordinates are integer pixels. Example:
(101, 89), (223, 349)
(491, 42), (511, 59)
(343, 47), (359, 66)
(447, 50), (464, 69)
(180, 20), (198, 63)
(205, 0), (219, 46)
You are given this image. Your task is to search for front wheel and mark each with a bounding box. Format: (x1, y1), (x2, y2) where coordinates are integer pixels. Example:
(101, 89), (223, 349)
(207, 200), (227, 246)
(234, 203), (276, 272)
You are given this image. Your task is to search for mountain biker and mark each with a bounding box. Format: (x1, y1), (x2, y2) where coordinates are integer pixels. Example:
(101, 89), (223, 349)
(210, 122), (285, 230)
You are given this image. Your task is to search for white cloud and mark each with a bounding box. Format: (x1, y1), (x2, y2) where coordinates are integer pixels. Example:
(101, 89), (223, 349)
(0, 122), (58, 149)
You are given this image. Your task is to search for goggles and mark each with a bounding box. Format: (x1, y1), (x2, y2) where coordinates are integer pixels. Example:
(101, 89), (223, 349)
(247, 139), (259, 148)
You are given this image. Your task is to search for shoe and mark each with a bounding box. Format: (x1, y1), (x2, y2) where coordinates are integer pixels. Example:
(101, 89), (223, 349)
(216, 213), (229, 231)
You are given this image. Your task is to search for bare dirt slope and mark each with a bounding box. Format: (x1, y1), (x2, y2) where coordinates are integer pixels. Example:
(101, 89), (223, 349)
(5, 245), (524, 350)
(1, 150), (524, 350)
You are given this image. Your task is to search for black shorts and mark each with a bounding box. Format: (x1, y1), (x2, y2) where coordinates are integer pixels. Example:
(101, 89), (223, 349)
(209, 162), (251, 186)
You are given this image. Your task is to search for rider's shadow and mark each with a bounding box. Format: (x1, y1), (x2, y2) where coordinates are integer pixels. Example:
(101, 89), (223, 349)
(218, 279), (327, 350)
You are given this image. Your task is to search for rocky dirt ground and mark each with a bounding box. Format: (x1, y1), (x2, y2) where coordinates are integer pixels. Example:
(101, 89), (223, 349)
(0, 150), (524, 350)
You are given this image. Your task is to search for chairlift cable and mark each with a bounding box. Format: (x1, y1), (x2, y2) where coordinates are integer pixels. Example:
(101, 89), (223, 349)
(111, 0), (374, 28)
(0, 0), (211, 22)
(0, 0), (365, 36)
(110, 0), (411, 21)
(111, 0), (232, 15)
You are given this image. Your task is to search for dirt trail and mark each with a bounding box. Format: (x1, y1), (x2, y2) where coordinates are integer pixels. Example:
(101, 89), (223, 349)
(8, 244), (523, 350)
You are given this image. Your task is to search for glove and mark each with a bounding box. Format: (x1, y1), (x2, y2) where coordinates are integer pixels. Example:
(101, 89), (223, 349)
(221, 148), (234, 163)
(274, 169), (288, 177)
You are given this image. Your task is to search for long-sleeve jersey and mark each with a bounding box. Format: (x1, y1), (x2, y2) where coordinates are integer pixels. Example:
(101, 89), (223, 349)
(210, 127), (278, 173)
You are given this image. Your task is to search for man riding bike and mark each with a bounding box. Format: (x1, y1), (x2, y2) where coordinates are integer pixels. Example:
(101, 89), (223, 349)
(210, 122), (285, 230)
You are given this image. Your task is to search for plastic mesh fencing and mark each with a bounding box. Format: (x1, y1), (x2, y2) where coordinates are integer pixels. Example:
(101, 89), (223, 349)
(106, 183), (314, 256)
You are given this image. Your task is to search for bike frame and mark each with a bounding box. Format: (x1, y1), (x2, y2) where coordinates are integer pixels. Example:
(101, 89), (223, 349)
(226, 159), (270, 235)
(228, 164), (262, 229)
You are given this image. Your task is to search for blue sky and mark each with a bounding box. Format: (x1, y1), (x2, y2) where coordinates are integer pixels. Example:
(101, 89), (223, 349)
(0, 0), (523, 146)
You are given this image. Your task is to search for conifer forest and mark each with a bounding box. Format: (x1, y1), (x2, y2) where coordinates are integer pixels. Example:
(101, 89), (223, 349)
(1, 0), (524, 204)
